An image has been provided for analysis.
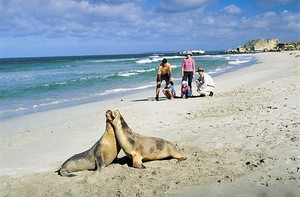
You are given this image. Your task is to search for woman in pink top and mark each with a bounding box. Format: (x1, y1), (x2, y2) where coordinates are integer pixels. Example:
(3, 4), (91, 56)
(181, 53), (195, 93)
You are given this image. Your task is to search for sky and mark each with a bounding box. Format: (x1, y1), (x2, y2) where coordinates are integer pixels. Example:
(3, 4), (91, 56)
(0, 0), (299, 58)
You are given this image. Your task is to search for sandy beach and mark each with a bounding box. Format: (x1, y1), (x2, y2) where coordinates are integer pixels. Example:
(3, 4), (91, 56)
(0, 51), (299, 196)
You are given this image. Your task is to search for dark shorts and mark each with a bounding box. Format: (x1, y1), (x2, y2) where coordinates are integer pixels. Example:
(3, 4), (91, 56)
(157, 74), (170, 83)
(157, 74), (170, 88)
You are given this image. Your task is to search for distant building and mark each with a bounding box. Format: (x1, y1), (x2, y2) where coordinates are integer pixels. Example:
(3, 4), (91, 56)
(236, 46), (246, 53)
(178, 50), (205, 55)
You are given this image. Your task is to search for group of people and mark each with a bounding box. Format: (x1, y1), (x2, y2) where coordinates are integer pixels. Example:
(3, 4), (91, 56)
(155, 53), (215, 101)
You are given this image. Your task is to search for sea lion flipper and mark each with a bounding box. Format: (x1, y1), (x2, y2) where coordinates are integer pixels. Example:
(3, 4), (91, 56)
(95, 155), (105, 170)
(132, 154), (145, 169)
(177, 156), (187, 162)
(56, 168), (76, 177)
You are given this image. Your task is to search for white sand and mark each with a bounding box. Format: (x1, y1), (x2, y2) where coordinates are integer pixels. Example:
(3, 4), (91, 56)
(0, 51), (299, 196)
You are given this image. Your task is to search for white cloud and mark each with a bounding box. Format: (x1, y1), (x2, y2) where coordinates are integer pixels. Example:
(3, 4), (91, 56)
(222, 4), (242, 14)
(280, 11), (300, 31)
(0, 0), (143, 38)
(257, 0), (300, 7)
(0, 0), (299, 57)
(241, 12), (278, 28)
(156, 0), (212, 13)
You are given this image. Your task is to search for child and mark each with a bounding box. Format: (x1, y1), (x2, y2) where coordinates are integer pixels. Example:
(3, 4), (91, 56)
(181, 80), (191, 99)
(162, 81), (176, 99)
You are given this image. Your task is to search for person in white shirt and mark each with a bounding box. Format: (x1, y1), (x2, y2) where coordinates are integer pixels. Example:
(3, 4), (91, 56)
(195, 66), (215, 97)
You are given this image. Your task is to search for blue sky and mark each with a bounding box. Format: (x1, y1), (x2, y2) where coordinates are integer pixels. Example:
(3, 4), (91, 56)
(0, 0), (299, 58)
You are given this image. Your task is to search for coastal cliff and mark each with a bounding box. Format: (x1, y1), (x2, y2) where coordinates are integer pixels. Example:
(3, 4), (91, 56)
(244, 39), (279, 51)
(226, 39), (300, 53)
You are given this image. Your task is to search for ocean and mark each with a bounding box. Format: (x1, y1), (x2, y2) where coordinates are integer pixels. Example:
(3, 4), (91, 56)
(0, 52), (257, 120)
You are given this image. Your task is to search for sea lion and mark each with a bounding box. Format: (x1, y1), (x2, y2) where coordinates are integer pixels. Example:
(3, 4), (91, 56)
(57, 111), (121, 177)
(107, 110), (187, 168)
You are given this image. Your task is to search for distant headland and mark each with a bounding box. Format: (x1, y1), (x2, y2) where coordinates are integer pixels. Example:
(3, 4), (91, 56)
(225, 39), (300, 53)
(177, 39), (299, 55)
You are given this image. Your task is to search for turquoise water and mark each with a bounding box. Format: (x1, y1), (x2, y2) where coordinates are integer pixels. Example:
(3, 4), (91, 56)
(0, 52), (256, 120)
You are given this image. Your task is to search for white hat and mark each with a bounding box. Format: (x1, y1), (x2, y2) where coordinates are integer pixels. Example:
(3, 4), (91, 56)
(182, 80), (187, 85)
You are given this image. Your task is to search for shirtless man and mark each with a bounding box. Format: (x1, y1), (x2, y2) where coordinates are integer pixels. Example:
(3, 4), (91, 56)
(155, 58), (172, 101)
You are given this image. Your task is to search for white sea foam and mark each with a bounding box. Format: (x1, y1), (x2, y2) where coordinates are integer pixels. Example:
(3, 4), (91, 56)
(96, 84), (155, 96)
(135, 55), (182, 64)
(203, 54), (230, 60)
(0, 107), (27, 114)
(31, 95), (98, 110)
(33, 99), (70, 108)
(160, 55), (182, 60)
(89, 58), (137, 63)
(135, 58), (157, 64)
(117, 68), (155, 77)
(149, 55), (160, 58)
(55, 81), (67, 85)
(41, 81), (67, 87)
(117, 72), (138, 77)
(228, 60), (251, 65)
(136, 68), (155, 73)
(42, 83), (51, 87)
(79, 75), (102, 81)
(207, 66), (233, 75)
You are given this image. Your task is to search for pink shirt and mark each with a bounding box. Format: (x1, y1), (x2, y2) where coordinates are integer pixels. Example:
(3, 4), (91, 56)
(181, 58), (195, 72)
(181, 86), (190, 96)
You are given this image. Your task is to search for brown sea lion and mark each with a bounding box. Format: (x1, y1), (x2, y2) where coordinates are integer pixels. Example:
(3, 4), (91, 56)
(107, 110), (187, 168)
(57, 111), (121, 177)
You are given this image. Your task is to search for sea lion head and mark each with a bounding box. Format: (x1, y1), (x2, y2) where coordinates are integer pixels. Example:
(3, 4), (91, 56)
(111, 110), (121, 120)
(107, 110), (130, 132)
(107, 110), (124, 127)
(106, 110), (122, 125)
(106, 110), (115, 121)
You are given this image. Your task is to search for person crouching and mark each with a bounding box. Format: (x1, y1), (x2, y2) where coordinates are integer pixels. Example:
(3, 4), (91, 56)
(195, 66), (214, 97)
(162, 80), (176, 100)
(181, 80), (191, 99)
